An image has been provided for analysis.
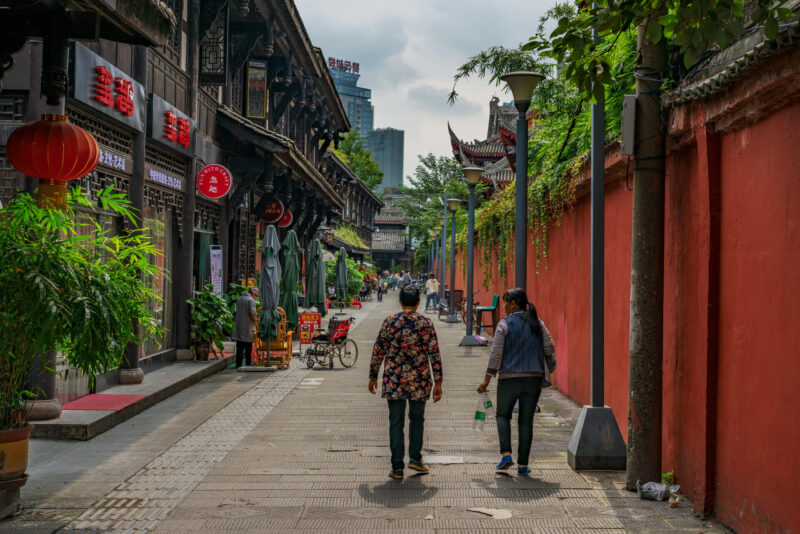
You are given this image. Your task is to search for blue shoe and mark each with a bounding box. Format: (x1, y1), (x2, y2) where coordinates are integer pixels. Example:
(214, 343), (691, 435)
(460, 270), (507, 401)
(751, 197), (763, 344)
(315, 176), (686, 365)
(495, 456), (514, 470)
(517, 466), (531, 475)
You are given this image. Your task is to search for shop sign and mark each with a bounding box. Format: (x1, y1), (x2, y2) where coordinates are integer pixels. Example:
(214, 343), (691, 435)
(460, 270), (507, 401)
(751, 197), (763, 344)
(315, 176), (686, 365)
(97, 148), (132, 175)
(210, 245), (223, 295)
(147, 94), (196, 157)
(299, 312), (321, 345)
(246, 61), (267, 119)
(197, 164), (232, 199)
(145, 164), (184, 191)
(277, 209), (293, 228)
(261, 198), (284, 223)
(327, 57), (360, 73)
(69, 43), (146, 132)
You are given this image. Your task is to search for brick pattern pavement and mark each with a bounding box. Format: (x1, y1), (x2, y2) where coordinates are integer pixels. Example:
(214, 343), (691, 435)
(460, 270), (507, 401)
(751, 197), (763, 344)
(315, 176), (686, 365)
(36, 297), (721, 533)
(149, 297), (717, 534)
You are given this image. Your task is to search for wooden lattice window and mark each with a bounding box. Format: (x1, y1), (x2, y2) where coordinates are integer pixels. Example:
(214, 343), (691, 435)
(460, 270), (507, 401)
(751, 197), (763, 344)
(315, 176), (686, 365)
(0, 93), (25, 122)
(163, 0), (183, 65)
(66, 107), (134, 156)
(0, 154), (20, 207)
(145, 144), (187, 178)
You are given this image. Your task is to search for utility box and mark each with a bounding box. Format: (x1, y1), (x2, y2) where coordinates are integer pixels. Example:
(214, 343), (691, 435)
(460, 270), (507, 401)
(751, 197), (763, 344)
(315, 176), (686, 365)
(620, 94), (636, 155)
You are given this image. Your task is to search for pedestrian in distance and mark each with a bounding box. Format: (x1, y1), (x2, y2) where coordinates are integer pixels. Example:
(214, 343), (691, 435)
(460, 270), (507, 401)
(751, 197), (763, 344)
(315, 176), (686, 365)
(369, 285), (443, 480)
(424, 274), (439, 312)
(232, 286), (260, 368)
(476, 288), (556, 475)
(373, 276), (384, 302)
(396, 270), (408, 290)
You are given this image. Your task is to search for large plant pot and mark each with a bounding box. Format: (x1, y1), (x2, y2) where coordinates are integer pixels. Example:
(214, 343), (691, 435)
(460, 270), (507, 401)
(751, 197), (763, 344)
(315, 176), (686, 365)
(194, 341), (210, 361)
(0, 424), (32, 519)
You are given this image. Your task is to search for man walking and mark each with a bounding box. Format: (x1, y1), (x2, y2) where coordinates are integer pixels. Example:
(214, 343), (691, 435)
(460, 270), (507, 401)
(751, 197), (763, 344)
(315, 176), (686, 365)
(369, 286), (443, 479)
(424, 274), (439, 312)
(232, 286), (259, 368)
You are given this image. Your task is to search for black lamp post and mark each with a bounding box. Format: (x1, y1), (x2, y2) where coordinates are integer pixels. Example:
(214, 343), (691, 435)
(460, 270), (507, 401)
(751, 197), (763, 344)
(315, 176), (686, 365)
(445, 197), (461, 323)
(499, 71), (544, 290)
(460, 167), (483, 345)
(438, 214), (446, 308)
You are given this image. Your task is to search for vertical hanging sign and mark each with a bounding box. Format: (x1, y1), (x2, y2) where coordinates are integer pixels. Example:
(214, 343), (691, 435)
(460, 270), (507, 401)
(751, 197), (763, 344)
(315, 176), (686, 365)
(210, 245), (223, 295)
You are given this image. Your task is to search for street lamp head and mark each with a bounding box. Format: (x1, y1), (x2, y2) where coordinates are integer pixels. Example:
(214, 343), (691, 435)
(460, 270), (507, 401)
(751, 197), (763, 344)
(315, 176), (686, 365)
(500, 71), (545, 112)
(438, 215), (446, 225)
(462, 166), (483, 187)
(447, 198), (461, 213)
(433, 227), (441, 236)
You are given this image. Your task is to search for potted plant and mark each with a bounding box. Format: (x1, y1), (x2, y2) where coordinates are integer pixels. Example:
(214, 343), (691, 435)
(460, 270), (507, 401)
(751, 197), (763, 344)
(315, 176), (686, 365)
(188, 284), (233, 361)
(0, 188), (162, 517)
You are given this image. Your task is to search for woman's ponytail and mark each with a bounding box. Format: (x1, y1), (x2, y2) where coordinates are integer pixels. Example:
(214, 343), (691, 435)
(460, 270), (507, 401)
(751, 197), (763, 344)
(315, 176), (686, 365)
(502, 288), (542, 338)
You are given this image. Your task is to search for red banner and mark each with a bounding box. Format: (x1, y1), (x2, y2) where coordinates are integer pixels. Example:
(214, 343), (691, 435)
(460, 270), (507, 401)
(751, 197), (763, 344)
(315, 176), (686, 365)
(299, 312), (321, 345)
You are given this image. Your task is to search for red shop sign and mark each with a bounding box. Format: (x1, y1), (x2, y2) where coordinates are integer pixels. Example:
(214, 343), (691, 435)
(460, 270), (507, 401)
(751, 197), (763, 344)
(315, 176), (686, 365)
(278, 209), (293, 228)
(197, 164), (232, 199)
(261, 198), (284, 223)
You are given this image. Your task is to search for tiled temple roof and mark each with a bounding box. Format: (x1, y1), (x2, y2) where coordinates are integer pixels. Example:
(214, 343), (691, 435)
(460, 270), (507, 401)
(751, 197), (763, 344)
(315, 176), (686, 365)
(372, 231), (407, 252)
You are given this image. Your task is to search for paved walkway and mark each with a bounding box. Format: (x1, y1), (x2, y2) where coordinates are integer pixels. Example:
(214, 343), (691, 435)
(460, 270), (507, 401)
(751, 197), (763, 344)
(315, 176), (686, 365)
(6, 296), (724, 533)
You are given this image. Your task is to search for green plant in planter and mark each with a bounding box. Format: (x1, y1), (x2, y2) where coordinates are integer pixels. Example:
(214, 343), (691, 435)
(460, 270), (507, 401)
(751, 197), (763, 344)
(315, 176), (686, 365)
(188, 284), (233, 357)
(0, 188), (162, 430)
(223, 282), (248, 333)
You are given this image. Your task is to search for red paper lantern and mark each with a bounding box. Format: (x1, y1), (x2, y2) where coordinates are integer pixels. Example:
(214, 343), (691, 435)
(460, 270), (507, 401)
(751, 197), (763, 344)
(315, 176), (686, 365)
(6, 114), (100, 210)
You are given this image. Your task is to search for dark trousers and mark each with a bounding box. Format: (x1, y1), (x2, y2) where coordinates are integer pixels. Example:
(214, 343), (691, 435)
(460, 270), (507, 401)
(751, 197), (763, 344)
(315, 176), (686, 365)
(496, 377), (543, 466)
(377, 289), (383, 301)
(387, 399), (426, 470)
(425, 293), (438, 310)
(235, 341), (253, 368)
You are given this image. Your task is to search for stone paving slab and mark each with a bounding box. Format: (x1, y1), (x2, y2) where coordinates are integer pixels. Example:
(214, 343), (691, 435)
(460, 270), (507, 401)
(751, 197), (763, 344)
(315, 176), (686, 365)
(3, 297), (729, 533)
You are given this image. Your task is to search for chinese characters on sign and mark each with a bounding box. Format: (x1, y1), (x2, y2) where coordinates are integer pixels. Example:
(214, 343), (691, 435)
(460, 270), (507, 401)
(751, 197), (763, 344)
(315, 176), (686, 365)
(163, 111), (191, 148)
(197, 164), (232, 199)
(148, 168), (182, 191)
(71, 43), (146, 132)
(210, 245), (223, 295)
(93, 66), (135, 117)
(327, 57), (360, 73)
(98, 149), (127, 172)
(299, 313), (321, 345)
(260, 198), (284, 223)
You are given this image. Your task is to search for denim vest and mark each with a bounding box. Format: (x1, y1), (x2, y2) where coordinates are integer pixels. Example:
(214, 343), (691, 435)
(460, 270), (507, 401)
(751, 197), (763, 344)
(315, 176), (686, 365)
(499, 312), (545, 374)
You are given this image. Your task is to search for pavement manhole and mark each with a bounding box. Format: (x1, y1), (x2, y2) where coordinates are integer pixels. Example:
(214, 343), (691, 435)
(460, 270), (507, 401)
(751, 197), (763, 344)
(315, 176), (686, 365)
(338, 507), (395, 519)
(208, 507), (268, 519)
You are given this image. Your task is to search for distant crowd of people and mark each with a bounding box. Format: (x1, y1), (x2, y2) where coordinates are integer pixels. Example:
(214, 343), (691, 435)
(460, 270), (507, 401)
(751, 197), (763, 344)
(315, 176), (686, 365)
(359, 270), (441, 309)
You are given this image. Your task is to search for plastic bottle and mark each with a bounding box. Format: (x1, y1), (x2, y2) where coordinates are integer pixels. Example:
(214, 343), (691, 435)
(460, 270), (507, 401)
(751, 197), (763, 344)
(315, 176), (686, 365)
(473, 392), (492, 431)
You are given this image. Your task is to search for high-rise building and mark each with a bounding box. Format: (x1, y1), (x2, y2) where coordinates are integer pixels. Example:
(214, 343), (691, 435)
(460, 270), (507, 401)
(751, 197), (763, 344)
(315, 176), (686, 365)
(329, 68), (373, 140)
(368, 127), (404, 193)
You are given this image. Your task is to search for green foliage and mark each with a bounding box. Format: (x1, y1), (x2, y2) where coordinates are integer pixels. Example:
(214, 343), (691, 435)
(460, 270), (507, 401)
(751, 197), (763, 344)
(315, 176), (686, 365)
(662, 471), (676, 485)
(0, 188), (162, 429)
(325, 255), (366, 300)
(334, 224), (367, 249)
(459, 13), (638, 284)
(389, 265), (403, 274)
(524, 0), (793, 102)
(187, 284), (233, 349)
(397, 153), (484, 258)
(335, 129), (384, 191)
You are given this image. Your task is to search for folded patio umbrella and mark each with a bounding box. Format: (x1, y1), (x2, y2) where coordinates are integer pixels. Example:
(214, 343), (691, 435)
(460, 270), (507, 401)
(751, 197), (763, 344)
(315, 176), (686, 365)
(258, 225), (282, 341)
(306, 238), (327, 317)
(335, 247), (348, 304)
(279, 230), (300, 331)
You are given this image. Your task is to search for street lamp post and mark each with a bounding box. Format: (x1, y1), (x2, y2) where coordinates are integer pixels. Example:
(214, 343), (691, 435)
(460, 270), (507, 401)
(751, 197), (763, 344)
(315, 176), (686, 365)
(439, 214), (446, 307)
(445, 198), (461, 323)
(460, 167), (483, 345)
(500, 71), (544, 290)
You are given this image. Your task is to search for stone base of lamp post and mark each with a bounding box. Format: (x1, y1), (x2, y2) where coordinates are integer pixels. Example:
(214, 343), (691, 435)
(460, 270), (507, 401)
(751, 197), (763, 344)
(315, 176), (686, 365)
(445, 314), (459, 324)
(119, 367), (145, 385)
(459, 335), (481, 346)
(567, 406), (626, 471)
(25, 398), (62, 421)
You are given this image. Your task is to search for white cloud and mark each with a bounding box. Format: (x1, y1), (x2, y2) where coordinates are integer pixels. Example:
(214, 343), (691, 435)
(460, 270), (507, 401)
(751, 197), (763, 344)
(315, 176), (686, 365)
(296, 0), (560, 183)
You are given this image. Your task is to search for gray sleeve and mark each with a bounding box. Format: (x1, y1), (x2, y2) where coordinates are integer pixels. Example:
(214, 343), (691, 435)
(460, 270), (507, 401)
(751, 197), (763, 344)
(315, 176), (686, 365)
(540, 319), (555, 356)
(249, 299), (257, 320)
(486, 320), (508, 376)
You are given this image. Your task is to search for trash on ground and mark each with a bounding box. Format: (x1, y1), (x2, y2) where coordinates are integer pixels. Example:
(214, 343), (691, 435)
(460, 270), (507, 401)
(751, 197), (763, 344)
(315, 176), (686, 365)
(468, 507), (512, 519)
(669, 494), (680, 507)
(424, 514), (434, 520)
(474, 335), (489, 345)
(637, 481), (670, 501)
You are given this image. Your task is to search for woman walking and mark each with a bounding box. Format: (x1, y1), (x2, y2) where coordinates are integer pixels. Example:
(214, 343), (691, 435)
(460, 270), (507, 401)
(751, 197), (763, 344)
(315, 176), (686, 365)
(477, 288), (556, 475)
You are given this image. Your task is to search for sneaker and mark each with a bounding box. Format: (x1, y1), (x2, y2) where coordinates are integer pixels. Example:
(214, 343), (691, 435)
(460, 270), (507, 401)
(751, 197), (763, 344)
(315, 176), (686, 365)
(388, 469), (404, 480)
(517, 466), (531, 475)
(408, 460), (429, 473)
(496, 456), (514, 470)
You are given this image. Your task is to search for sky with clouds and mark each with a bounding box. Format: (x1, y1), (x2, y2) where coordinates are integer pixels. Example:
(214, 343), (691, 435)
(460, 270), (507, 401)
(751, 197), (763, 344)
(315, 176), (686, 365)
(296, 0), (560, 185)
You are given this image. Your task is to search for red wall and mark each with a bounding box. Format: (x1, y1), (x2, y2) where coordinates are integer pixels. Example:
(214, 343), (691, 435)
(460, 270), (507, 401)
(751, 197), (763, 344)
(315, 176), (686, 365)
(459, 89), (800, 532)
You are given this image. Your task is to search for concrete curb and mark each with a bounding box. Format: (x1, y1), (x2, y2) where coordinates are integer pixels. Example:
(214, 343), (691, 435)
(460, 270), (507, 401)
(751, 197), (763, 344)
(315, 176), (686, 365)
(31, 356), (234, 441)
